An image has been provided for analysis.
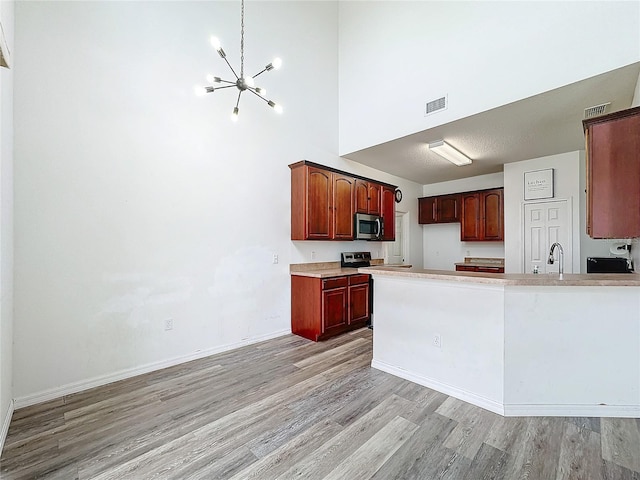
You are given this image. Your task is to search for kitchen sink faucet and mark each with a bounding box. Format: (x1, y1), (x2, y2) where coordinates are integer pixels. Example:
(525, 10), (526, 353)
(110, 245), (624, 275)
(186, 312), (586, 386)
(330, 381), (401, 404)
(548, 242), (564, 279)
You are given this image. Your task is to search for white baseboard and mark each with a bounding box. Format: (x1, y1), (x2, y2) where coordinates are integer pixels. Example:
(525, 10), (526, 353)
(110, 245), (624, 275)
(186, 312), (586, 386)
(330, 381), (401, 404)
(0, 399), (14, 455)
(371, 359), (505, 416)
(372, 359), (640, 418)
(504, 403), (640, 418)
(14, 330), (290, 409)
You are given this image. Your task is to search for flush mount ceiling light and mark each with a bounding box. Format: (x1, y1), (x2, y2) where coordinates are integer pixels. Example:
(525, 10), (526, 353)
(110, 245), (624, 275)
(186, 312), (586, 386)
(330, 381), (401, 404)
(428, 140), (472, 166)
(194, 0), (282, 122)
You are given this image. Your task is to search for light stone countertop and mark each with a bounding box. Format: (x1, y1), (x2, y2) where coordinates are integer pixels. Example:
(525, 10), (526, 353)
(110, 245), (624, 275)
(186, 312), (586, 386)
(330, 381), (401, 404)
(360, 265), (640, 286)
(454, 257), (505, 267)
(289, 260), (410, 278)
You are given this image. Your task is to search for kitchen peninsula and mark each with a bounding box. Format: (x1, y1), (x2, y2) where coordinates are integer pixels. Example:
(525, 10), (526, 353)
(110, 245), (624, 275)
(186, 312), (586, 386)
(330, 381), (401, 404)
(362, 266), (640, 418)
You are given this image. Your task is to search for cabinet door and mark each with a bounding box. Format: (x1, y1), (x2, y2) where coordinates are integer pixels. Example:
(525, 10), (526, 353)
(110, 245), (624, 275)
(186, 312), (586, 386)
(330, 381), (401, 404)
(586, 109), (640, 238)
(418, 197), (437, 224)
(438, 194), (461, 223)
(461, 193), (481, 241)
(306, 167), (332, 239)
(332, 174), (355, 240)
(380, 186), (396, 241)
(368, 183), (381, 215)
(482, 189), (504, 241)
(322, 287), (348, 334)
(348, 283), (370, 325)
(354, 179), (369, 214)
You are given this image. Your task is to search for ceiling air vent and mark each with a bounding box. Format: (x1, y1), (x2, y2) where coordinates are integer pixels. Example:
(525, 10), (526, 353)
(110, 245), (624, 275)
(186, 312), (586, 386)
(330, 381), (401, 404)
(425, 95), (447, 116)
(584, 102), (611, 119)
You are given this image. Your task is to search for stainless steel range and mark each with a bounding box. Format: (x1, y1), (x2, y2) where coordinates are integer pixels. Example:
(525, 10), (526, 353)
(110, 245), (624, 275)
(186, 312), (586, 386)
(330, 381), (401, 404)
(340, 251), (372, 268)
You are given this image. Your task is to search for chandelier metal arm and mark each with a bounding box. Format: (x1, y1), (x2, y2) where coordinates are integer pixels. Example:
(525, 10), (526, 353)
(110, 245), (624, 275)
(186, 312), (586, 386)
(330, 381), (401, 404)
(246, 87), (269, 102)
(222, 56), (240, 80)
(214, 84), (237, 90)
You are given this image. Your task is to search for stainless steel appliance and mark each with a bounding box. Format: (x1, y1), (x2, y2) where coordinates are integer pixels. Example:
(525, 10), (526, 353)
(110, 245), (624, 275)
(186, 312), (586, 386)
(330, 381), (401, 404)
(354, 213), (383, 240)
(586, 257), (633, 273)
(341, 251), (374, 328)
(340, 251), (372, 268)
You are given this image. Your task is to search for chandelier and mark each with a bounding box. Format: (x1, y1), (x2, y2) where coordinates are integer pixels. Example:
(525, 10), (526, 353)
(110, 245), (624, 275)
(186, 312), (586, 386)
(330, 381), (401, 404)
(195, 0), (282, 121)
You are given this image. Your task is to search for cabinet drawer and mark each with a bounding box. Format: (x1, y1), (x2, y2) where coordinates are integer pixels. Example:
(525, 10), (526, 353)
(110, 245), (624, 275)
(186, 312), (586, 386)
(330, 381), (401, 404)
(477, 266), (504, 273)
(455, 265), (478, 272)
(322, 276), (348, 290)
(348, 274), (370, 286)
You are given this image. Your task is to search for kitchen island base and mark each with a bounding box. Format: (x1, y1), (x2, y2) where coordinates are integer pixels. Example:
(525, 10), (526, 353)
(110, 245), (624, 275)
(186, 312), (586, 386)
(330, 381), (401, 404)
(368, 271), (640, 418)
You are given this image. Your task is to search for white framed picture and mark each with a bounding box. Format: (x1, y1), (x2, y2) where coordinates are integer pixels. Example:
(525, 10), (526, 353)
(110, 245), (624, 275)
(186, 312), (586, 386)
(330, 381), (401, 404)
(524, 168), (554, 200)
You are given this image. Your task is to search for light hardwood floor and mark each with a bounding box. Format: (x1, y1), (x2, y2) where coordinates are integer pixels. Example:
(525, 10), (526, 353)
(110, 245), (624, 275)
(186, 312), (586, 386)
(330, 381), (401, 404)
(1, 328), (639, 479)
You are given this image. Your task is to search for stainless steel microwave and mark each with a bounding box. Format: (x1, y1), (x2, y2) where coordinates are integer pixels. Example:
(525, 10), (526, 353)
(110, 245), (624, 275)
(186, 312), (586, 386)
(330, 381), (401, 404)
(354, 213), (383, 240)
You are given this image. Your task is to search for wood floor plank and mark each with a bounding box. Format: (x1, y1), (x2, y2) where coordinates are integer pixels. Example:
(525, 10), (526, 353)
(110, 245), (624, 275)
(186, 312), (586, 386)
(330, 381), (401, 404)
(1, 329), (639, 480)
(442, 407), (501, 460)
(277, 394), (414, 480)
(461, 442), (510, 480)
(370, 412), (458, 480)
(556, 421), (603, 480)
(601, 417), (640, 473)
(324, 415), (419, 480)
(228, 419), (344, 480)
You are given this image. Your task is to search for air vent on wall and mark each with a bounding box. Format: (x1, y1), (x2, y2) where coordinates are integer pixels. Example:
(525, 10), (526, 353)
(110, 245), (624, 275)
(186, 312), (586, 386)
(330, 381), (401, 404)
(425, 95), (448, 116)
(584, 102), (611, 119)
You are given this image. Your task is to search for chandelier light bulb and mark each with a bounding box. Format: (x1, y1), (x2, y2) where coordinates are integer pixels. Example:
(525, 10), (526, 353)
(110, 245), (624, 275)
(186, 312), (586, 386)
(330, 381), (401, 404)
(272, 57), (282, 70)
(244, 76), (255, 88)
(274, 104), (283, 114)
(255, 87), (266, 97)
(206, 74), (222, 84)
(231, 107), (239, 122)
(194, 86), (208, 96)
(210, 36), (221, 51)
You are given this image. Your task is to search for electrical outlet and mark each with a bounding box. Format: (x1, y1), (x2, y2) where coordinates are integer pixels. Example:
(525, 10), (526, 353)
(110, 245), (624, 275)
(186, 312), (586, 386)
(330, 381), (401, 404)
(273, 254), (279, 264)
(164, 318), (173, 331)
(433, 334), (442, 348)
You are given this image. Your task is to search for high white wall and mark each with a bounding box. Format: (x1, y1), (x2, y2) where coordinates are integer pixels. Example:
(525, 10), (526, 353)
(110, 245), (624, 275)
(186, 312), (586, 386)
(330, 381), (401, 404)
(504, 152), (582, 273)
(0, 0), (14, 450)
(632, 70), (640, 106)
(338, 1), (640, 155)
(421, 173), (504, 270)
(12, 1), (422, 405)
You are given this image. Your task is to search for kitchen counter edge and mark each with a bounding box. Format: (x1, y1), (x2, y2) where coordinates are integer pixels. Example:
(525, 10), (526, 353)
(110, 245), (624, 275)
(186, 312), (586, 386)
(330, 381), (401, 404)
(359, 266), (640, 286)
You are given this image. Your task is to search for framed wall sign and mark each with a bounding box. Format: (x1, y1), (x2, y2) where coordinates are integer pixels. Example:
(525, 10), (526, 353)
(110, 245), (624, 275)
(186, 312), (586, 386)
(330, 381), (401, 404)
(524, 168), (554, 200)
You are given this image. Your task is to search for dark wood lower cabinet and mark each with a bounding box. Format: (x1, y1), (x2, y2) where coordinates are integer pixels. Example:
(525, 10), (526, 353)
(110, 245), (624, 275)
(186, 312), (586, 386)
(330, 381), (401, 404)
(291, 274), (370, 341)
(455, 265), (504, 273)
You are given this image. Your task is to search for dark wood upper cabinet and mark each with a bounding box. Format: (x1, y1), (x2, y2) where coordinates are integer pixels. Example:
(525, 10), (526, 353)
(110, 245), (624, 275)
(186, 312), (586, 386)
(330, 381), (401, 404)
(380, 186), (396, 241)
(583, 106), (640, 239)
(290, 161), (396, 241)
(418, 194), (461, 224)
(460, 188), (504, 242)
(368, 183), (381, 216)
(481, 189), (504, 241)
(355, 179), (381, 215)
(439, 194), (461, 223)
(291, 164), (354, 240)
(332, 174), (355, 240)
(305, 167), (332, 239)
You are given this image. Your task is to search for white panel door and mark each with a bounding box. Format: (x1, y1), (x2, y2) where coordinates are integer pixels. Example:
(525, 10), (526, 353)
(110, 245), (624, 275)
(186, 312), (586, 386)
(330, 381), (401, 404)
(524, 200), (572, 274)
(385, 212), (406, 264)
